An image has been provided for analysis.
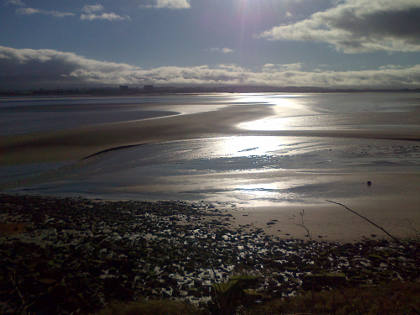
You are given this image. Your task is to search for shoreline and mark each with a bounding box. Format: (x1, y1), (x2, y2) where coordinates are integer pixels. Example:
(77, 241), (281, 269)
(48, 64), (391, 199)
(4, 185), (420, 243)
(1, 193), (418, 313)
(3, 168), (420, 243)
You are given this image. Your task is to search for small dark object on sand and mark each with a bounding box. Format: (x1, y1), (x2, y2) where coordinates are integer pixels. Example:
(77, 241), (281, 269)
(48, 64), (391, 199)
(367, 181), (372, 187)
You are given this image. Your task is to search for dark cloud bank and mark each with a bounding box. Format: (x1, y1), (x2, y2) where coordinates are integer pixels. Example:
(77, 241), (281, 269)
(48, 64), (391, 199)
(260, 0), (420, 53)
(1, 45), (420, 90)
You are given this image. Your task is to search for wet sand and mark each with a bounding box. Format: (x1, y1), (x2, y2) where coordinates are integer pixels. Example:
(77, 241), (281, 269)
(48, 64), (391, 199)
(0, 104), (272, 164)
(230, 200), (420, 242)
(228, 171), (420, 242)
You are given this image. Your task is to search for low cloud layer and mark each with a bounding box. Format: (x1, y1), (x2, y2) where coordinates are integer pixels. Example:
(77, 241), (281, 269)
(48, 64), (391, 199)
(1, 46), (420, 89)
(260, 0), (420, 53)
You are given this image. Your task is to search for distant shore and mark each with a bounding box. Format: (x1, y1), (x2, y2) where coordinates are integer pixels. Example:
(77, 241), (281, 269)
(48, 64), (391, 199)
(3, 86), (420, 98)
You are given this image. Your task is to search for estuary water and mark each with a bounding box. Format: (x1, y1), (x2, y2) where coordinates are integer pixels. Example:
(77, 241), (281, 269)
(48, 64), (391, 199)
(1, 92), (420, 207)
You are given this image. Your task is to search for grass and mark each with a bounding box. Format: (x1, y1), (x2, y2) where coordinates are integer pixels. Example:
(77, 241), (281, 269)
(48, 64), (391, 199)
(96, 299), (201, 315)
(95, 281), (420, 314)
(210, 274), (261, 315)
(243, 281), (420, 315)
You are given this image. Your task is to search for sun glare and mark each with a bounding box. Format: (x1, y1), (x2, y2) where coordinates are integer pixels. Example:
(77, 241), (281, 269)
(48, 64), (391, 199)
(212, 136), (284, 157)
(236, 94), (312, 131)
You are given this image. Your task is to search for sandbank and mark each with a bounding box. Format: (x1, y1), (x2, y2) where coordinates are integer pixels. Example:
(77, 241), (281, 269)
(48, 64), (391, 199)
(0, 104), (272, 165)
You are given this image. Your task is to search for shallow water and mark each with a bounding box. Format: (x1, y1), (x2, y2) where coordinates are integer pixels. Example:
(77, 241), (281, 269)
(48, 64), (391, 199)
(2, 92), (420, 206)
(5, 136), (420, 205)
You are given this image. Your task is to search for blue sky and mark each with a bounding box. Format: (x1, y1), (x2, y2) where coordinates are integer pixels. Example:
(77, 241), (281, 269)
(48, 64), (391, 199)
(1, 0), (420, 89)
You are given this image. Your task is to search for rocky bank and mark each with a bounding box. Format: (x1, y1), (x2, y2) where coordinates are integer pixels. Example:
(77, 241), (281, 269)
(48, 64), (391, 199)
(0, 194), (418, 314)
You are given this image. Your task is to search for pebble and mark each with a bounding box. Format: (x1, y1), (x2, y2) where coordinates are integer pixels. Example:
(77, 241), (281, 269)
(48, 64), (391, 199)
(0, 194), (418, 315)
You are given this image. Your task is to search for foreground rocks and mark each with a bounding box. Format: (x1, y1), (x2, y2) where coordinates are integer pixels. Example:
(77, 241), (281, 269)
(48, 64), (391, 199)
(0, 194), (418, 314)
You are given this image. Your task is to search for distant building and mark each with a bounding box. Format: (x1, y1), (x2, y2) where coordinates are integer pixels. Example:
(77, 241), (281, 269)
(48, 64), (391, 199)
(144, 85), (154, 92)
(119, 85), (129, 91)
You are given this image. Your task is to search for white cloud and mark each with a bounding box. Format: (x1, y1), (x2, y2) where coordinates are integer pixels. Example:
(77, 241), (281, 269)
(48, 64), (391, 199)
(16, 7), (39, 15)
(6, 0), (25, 6)
(1, 46), (420, 89)
(80, 4), (130, 21)
(80, 12), (130, 21)
(48, 10), (75, 18)
(16, 7), (74, 17)
(155, 0), (190, 9)
(10, 2), (126, 20)
(209, 48), (234, 54)
(12, 1), (74, 18)
(141, 0), (191, 9)
(81, 4), (104, 13)
(262, 63), (302, 72)
(259, 0), (420, 53)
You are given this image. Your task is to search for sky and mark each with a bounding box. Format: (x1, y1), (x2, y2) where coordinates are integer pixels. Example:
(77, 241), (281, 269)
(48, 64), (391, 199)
(1, 0), (420, 90)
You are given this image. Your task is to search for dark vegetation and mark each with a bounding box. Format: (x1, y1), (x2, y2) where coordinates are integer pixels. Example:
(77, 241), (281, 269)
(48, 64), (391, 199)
(98, 281), (420, 314)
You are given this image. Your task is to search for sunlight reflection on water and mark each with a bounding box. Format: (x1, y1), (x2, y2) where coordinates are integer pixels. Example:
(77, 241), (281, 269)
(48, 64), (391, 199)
(6, 134), (420, 206)
(4, 92), (420, 206)
(212, 136), (288, 157)
(236, 93), (316, 131)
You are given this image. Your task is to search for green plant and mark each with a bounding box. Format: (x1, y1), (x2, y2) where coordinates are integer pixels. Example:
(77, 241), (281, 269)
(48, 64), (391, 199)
(210, 275), (260, 315)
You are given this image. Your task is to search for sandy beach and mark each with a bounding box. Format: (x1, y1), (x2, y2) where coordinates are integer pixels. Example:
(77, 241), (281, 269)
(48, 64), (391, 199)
(230, 199), (420, 242)
(228, 171), (420, 242)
